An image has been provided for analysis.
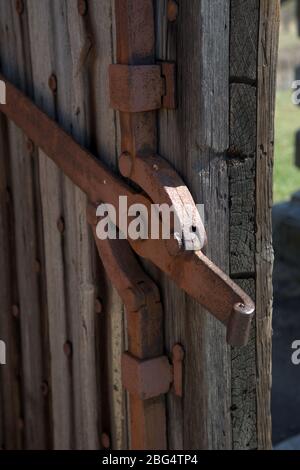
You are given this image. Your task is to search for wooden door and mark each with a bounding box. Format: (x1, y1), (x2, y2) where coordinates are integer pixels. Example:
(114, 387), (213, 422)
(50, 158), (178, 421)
(0, 0), (279, 450)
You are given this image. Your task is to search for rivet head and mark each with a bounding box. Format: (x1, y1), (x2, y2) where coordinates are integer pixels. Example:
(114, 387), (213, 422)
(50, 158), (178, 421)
(5, 187), (11, 204)
(12, 304), (20, 318)
(63, 341), (73, 358)
(15, 0), (24, 15)
(57, 217), (65, 234)
(95, 298), (103, 314)
(167, 0), (178, 22)
(48, 74), (58, 93)
(41, 381), (49, 397)
(101, 432), (110, 449)
(78, 0), (88, 16)
(26, 138), (34, 155)
(35, 259), (41, 274)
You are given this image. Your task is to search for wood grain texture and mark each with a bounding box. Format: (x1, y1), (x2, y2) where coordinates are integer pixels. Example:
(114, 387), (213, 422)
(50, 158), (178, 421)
(231, 279), (257, 449)
(0, 0), (49, 449)
(26, 0), (73, 448)
(0, 114), (23, 450)
(229, 0), (258, 451)
(230, 0), (259, 82)
(229, 158), (255, 277)
(229, 83), (257, 158)
(256, 0), (280, 450)
(0, 0), (279, 450)
(156, 0), (232, 450)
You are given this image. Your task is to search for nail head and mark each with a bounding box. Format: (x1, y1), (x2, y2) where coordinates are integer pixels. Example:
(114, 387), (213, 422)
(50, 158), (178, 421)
(15, 0), (24, 15)
(78, 0), (88, 16)
(63, 341), (73, 358)
(167, 0), (178, 22)
(48, 74), (58, 93)
(101, 432), (110, 449)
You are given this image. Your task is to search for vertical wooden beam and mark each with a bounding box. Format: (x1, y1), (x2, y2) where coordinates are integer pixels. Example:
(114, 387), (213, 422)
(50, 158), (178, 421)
(229, 0), (259, 450)
(0, 0), (50, 449)
(256, 0), (280, 450)
(0, 114), (22, 450)
(156, 0), (231, 449)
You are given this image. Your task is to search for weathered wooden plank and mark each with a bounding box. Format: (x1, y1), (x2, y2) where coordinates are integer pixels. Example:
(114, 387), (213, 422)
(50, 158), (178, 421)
(256, 0), (280, 450)
(156, 0), (231, 449)
(79, 0), (127, 449)
(48, 0), (100, 450)
(0, 0), (49, 449)
(26, 0), (73, 449)
(229, 83), (257, 158)
(0, 114), (23, 450)
(230, 0), (259, 82)
(229, 1), (259, 450)
(26, 0), (125, 450)
(231, 279), (257, 450)
(228, 157), (255, 276)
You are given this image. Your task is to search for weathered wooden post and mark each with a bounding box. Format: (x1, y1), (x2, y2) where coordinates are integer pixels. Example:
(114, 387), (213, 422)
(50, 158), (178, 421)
(0, 0), (280, 450)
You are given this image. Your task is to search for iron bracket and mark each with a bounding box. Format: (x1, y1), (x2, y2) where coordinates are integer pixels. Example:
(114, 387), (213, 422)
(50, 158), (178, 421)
(122, 344), (184, 400)
(109, 62), (176, 112)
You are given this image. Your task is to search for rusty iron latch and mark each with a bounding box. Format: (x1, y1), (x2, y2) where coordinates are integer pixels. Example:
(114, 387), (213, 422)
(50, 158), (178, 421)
(0, 73), (255, 346)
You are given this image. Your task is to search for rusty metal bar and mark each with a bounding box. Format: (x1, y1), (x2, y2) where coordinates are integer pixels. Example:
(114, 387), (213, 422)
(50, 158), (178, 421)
(113, 0), (169, 450)
(87, 204), (167, 450)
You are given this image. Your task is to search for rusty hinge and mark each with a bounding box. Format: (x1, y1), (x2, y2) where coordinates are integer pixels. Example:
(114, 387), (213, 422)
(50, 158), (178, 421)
(109, 62), (176, 112)
(122, 344), (184, 400)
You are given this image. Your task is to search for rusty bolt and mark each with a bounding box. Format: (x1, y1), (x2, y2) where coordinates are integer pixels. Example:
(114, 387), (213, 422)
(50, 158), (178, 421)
(15, 0), (24, 15)
(95, 298), (103, 314)
(119, 152), (133, 178)
(5, 187), (11, 204)
(101, 432), (110, 449)
(48, 74), (58, 94)
(78, 0), (88, 16)
(41, 381), (49, 397)
(63, 341), (73, 358)
(26, 138), (34, 155)
(12, 304), (20, 318)
(167, 0), (178, 22)
(35, 259), (41, 274)
(57, 216), (65, 234)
